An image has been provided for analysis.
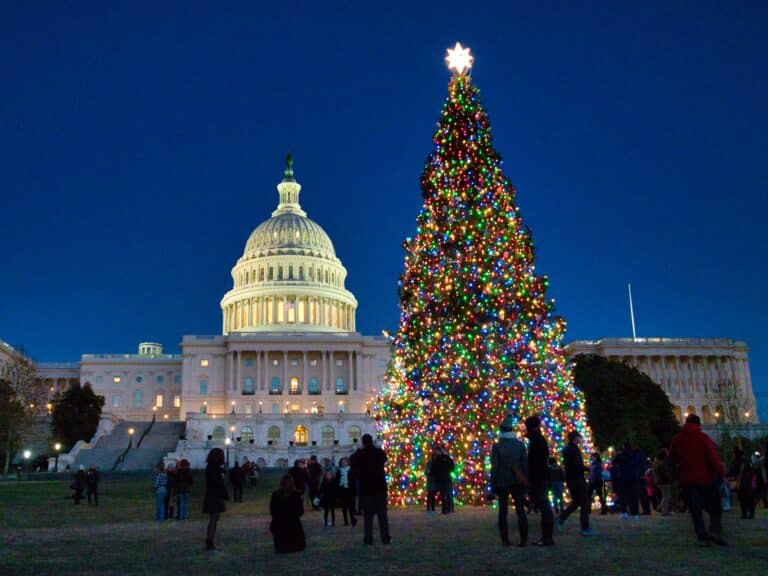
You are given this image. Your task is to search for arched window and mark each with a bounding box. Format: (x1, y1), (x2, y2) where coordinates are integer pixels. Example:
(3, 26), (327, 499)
(213, 426), (226, 444)
(243, 377), (254, 395)
(288, 265), (293, 279)
(701, 405), (713, 425)
(259, 268), (265, 282)
(268, 426), (281, 445)
(268, 267), (274, 280)
(299, 266), (304, 280)
(295, 425), (308, 445)
(321, 425), (335, 447)
(348, 425), (362, 445)
(240, 426), (254, 442)
(278, 267), (283, 280)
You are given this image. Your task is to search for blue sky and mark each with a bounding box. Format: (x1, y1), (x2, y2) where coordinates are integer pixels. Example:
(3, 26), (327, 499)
(1, 1), (766, 419)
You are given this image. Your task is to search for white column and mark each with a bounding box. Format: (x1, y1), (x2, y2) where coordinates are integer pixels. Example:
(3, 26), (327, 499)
(322, 349), (327, 391)
(328, 351), (334, 391)
(302, 351), (308, 394)
(348, 350), (354, 392)
(283, 351), (288, 392)
(228, 351), (234, 393)
(235, 350), (240, 392)
(355, 350), (363, 392)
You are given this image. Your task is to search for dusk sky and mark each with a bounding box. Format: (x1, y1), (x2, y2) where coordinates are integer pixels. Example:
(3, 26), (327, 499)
(2, 2), (766, 419)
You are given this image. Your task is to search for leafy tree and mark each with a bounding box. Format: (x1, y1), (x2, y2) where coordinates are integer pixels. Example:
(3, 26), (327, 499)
(0, 379), (25, 472)
(572, 354), (679, 456)
(50, 382), (104, 451)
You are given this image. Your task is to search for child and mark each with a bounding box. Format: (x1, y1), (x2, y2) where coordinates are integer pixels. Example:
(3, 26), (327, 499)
(337, 457), (357, 526)
(319, 470), (338, 527)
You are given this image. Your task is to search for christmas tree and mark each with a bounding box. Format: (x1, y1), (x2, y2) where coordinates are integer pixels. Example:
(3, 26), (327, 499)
(375, 44), (591, 507)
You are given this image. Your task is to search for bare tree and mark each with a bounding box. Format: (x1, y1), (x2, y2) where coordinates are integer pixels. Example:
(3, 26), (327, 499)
(1, 347), (46, 474)
(706, 378), (756, 428)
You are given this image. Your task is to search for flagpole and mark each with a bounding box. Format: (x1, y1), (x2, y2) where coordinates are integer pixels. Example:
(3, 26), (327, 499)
(628, 283), (637, 340)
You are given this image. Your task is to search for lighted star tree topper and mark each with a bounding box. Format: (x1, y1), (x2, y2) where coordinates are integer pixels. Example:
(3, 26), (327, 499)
(375, 44), (592, 507)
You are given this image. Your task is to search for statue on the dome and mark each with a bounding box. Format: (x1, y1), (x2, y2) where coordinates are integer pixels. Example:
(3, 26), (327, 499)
(284, 153), (295, 182)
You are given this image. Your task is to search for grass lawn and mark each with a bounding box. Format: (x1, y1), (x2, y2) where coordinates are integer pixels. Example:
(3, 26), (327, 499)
(1, 473), (767, 575)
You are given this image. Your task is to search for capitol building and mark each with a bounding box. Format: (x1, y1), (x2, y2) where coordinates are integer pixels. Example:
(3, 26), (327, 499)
(3, 158), (760, 470)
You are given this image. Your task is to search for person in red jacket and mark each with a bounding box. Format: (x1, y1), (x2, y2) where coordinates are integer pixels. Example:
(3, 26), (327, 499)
(670, 414), (727, 547)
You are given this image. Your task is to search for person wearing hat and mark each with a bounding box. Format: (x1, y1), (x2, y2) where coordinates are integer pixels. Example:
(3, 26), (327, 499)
(557, 430), (596, 535)
(490, 414), (529, 546)
(525, 415), (555, 546)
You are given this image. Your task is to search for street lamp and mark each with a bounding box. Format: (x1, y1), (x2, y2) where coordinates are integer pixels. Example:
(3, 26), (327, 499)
(128, 427), (135, 448)
(225, 437), (231, 466)
(54, 443), (61, 472)
(231, 401), (236, 415)
(23, 450), (31, 473)
(258, 401), (263, 414)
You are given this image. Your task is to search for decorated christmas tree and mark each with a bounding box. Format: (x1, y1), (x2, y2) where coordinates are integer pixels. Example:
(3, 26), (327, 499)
(375, 44), (591, 507)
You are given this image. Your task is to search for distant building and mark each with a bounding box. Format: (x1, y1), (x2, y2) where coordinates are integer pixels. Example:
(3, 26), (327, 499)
(565, 338), (758, 424)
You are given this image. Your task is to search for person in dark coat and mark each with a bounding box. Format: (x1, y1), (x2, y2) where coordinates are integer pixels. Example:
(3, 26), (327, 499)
(319, 470), (338, 526)
(525, 415), (554, 546)
(86, 465), (99, 506)
(490, 414), (529, 546)
(175, 459), (193, 520)
(336, 457), (357, 526)
(288, 459), (308, 501)
(164, 463), (177, 519)
(350, 433), (391, 545)
(615, 441), (644, 518)
(307, 455), (323, 511)
(270, 473), (306, 553)
(670, 414), (726, 546)
(229, 461), (245, 503)
(202, 448), (229, 551)
(728, 446), (756, 519)
(557, 431), (594, 535)
(588, 452), (607, 515)
(72, 465), (87, 505)
(425, 449), (439, 513)
(432, 446), (455, 514)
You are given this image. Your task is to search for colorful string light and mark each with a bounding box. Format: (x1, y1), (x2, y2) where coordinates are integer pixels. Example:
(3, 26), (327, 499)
(374, 69), (592, 507)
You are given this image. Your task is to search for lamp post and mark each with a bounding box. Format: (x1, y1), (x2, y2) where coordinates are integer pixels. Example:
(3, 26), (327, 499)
(54, 443), (61, 473)
(225, 437), (231, 466)
(23, 450), (31, 473)
(128, 427), (135, 448)
(258, 401), (262, 414)
(231, 401), (236, 415)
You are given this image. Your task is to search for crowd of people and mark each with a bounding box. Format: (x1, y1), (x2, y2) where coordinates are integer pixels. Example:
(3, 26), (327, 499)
(491, 413), (767, 549)
(70, 414), (766, 555)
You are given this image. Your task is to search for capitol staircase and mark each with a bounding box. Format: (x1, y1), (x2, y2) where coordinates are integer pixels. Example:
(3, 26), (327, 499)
(74, 420), (185, 471)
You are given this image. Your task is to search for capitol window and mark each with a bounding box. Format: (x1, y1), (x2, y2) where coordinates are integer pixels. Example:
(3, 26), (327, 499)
(336, 359), (343, 367)
(290, 377), (300, 395)
(156, 375), (164, 384)
(244, 358), (253, 367)
(321, 425), (335, 447)
(173, 395), (181, 408)
(112, 394), (121, 408)
(271, 376), (281, 394)
(310, 359), (317, 367)
(309, 377), (319, 394)
(200, 379), (208, 395)
(243, 377), (254, 395)
(336, 377), (347, 394)
(135, 376), (142, 383)
(134, 389), (143, 408)
(155, 394), (163, 408)
(290, 359), (298, 367)
(200, 359), (209, 367)
(113, 376), (121, 383)
(272, 359), (279, 366)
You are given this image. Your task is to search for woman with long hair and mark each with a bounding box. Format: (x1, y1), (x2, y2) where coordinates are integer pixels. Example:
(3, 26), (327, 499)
(270, 474), (306, 553)
(202, 448), (228, 550)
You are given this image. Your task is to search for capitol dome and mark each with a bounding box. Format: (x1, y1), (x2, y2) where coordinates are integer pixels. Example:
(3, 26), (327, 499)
(220, 156), (358, 334)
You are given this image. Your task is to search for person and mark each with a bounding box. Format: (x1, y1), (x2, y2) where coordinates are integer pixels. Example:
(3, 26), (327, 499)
(202, 447), (229, 551)
(558, 431), (595, 535)
(617, 441), (644, 519)
(588, 452), (607, 515)
(608, 456), (623, 515)
(153, 462), (168, 521)
(229, 461), (245, 503)
(752, 449), (767, 509)
(289, 459), (309, 503)
(86, 465), (99, 506)
(548, 457), (565, 515)
(72, 465), (86, 505)
(425, 449), (439, 513)
(307, 455), (323, 511)
(433, 446), (455, 514)
(350, 433), (391, 545)
(165, 463), (177, 519)
(270, 474), (306, 553)
(670, 414), (727, 547)
(490, 414), (529, 547)
(175, 459), (193, 520)
(319, 469), (338, 527)
(251, 462), (260, 489)
(728, 446), (756, 519)
(653, 448), (673, 516)
(337, 457), (357, 526)
(525, 415), (554, 546)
